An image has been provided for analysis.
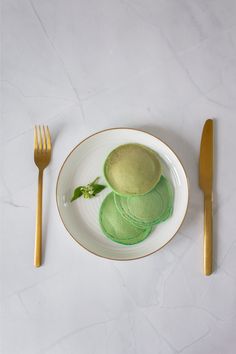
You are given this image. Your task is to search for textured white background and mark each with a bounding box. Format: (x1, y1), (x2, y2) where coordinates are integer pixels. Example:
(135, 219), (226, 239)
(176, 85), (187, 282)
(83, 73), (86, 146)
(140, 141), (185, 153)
(1, 1), (236, 353)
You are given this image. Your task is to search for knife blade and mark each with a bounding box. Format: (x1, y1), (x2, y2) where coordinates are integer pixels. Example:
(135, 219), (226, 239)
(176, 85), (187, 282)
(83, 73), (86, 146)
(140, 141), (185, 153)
(199, 119), (214, 275)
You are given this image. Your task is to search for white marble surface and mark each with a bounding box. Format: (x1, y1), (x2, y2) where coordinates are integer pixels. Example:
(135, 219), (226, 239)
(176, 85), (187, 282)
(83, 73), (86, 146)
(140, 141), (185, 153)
(1, 0), (236, 353)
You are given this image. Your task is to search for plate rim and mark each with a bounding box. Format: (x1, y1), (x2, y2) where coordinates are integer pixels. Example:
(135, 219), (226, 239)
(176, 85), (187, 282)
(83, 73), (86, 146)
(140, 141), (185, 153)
(56, 127), (189, 261)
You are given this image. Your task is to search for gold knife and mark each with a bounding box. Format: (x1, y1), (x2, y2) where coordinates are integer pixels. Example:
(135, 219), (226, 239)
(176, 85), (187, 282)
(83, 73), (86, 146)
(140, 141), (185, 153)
(199, 119), (214, 275)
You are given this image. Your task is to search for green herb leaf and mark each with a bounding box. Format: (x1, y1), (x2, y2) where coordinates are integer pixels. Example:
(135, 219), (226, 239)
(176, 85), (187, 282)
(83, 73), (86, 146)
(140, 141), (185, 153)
(70, 177), (106, 202)
(70, 186), (84, 202)
(90, 177), (100, 186)
(92, 184), (106, 196)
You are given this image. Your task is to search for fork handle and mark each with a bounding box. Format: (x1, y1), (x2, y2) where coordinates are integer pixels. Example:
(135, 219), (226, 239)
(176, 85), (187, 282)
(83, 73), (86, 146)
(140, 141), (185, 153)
(34, 169), (43, 267)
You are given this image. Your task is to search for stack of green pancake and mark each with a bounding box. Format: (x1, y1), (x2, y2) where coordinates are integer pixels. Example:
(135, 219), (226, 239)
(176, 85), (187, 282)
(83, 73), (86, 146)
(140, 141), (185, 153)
(99, 144), (174, 245)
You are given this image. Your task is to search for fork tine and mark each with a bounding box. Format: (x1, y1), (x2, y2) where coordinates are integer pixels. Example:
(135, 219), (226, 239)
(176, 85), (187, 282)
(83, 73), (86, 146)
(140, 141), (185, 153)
(34, 126), (38, 151)
(38, 126), (42, 151)
(42, 126), (47, 151)
(45, 126), (51, 151)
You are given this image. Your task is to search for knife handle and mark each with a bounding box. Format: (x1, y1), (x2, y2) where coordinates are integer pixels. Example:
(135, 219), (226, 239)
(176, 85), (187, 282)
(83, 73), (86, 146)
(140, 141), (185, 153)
(204, 194), (213, 275)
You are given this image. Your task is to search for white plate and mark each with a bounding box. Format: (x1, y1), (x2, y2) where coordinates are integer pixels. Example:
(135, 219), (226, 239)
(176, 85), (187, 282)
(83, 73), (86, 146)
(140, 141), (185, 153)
(56, 128), (189, 260)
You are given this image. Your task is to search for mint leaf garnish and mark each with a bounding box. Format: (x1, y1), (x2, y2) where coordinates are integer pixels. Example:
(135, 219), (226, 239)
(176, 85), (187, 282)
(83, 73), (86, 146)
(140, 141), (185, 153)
(70, 177), (106, 202)
(70, 186), (83, 202)
(92, 184), (106, 195)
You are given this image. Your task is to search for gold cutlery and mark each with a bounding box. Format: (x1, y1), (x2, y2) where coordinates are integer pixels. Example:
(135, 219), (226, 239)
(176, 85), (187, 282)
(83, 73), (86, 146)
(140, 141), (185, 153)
(34, 126), (52, 267)
(199, 119), (214, 275)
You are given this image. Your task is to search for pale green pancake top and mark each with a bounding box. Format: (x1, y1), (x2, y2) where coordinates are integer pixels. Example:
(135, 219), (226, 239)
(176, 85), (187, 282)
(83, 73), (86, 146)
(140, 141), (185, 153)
(104, 144), (161, 196)
(114, 176), (174, 228)
(99, 192), (152, 245)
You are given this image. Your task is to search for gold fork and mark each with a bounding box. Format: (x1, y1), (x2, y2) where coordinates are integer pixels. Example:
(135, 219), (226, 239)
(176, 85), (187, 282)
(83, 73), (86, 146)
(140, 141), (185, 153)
(34, 126), (52, 267)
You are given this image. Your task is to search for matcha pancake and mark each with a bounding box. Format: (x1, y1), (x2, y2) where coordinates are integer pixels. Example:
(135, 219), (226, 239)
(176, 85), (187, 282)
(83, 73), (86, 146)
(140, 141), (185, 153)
(114, 176), (173, 227)
(99, 192), (152, 245)
(104, 144), (161, 196)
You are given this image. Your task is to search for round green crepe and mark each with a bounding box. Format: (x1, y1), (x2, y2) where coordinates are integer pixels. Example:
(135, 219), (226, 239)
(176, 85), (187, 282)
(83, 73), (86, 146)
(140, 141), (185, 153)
(114, 176), (174, 228)
(104, 144), (161, 196)
(99, 192), (152, 245)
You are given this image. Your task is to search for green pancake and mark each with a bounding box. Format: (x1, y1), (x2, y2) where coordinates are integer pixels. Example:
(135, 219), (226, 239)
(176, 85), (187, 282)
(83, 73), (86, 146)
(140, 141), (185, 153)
(99, 192), (152, 245)
(114, 176), (174, 227)
(104, 144), (162, 196)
